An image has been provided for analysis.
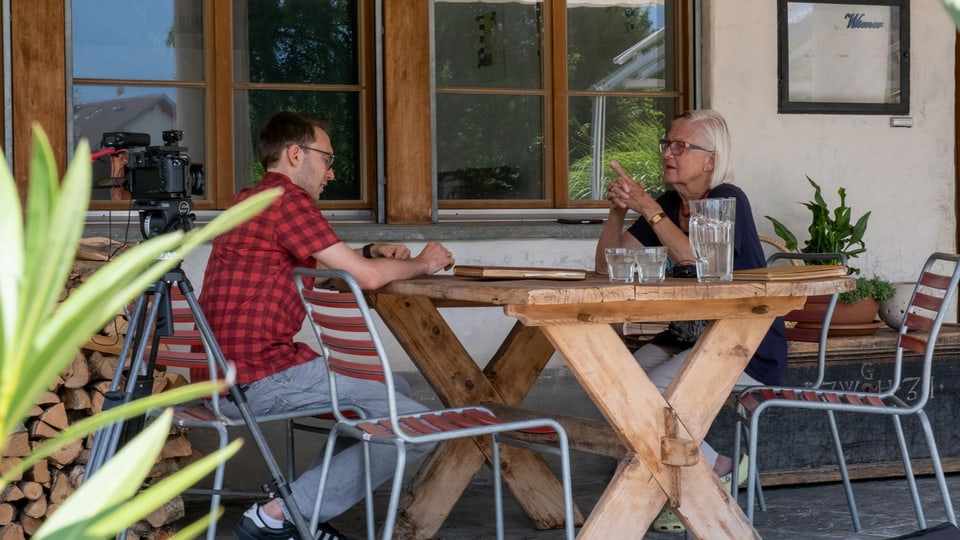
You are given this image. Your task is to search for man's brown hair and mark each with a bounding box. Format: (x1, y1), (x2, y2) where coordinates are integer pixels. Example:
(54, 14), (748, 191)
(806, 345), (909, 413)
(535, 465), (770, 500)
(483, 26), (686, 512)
(257, 112), (331, 170)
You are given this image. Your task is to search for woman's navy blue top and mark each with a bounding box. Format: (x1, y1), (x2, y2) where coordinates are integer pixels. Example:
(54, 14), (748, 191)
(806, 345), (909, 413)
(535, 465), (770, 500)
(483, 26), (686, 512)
(625, 183), (788, 385)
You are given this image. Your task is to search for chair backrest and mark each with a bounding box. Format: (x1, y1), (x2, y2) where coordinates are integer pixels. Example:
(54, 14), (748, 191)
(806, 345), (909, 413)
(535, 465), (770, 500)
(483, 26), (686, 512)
(128, 281), (233, 416)
(766, 252), (847, 389)
(890, 252), (960, 407)
(293, 268), (397, 425)
(144, 288), (207, 366)
(297, 284), (384, 382)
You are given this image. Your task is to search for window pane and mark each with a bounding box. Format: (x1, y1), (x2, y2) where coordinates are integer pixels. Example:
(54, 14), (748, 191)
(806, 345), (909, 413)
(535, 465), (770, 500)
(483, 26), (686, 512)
(234, 90), (361, 200)
(72, 0), (203, 81)
(234, 0), (359, 85)
(568, 2), (674, 92)
(74, 85), (206, 202)
(567, 96), (675, 201)
(434, 1), (543, 89)
(437, 93), (543, 200)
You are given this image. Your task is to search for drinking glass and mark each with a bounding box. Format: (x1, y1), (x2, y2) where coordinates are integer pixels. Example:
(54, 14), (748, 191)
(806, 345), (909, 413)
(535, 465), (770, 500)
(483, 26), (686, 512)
(688, 198), (736, 282)
(633, 246), (668, 283)
(604, 247), (635, 283)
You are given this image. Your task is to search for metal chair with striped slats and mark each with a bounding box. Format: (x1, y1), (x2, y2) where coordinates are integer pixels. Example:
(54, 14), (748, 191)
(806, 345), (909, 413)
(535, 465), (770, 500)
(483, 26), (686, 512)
(732, 251), (846, 511)
(144, 283), (358, 540)
(285, 283), (383, 479)
(293, 267), (577, 540)
(734, 252), (960, 532)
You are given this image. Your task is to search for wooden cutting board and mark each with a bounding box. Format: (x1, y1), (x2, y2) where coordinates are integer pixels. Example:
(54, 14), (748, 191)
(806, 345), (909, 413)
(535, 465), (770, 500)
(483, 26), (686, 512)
(732, 265), (849, 281)
(453, 265), (587, 280)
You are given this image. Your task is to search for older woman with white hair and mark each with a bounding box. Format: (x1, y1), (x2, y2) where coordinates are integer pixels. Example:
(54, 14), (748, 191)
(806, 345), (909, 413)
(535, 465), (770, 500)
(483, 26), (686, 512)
(594, 109), (787, 534)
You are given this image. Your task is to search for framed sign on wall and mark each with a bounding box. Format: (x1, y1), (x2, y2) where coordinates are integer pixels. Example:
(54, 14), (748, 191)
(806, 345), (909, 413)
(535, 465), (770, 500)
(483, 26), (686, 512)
(777, 0), (909, 114)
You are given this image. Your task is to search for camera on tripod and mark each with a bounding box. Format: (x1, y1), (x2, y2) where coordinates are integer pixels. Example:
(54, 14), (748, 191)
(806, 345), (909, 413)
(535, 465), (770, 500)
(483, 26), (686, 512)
(100, 130), (205, 238)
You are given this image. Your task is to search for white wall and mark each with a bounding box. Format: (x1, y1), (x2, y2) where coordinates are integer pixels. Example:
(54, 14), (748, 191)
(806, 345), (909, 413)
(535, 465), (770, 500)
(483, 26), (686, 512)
(702, 1), (956, 282)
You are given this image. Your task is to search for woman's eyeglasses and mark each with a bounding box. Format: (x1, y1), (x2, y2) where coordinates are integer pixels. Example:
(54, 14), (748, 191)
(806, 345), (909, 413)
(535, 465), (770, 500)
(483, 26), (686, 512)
(659, 139), (714, 155)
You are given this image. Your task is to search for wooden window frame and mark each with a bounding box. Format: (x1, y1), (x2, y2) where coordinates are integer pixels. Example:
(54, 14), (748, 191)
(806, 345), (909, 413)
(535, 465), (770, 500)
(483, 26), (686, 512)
(72, 0), (376, 213)
(19, 1), (688, 224)
(395, 0), (694, 221)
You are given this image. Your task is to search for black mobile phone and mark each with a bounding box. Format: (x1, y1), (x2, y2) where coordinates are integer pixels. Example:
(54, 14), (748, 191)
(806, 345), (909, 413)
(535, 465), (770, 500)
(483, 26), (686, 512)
(672, 264), (697, 278)
(557, 218), (603, 225)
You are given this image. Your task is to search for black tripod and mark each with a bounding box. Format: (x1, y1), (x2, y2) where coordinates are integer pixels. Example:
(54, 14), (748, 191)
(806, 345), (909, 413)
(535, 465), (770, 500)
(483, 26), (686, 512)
(85, 265), (315, 539)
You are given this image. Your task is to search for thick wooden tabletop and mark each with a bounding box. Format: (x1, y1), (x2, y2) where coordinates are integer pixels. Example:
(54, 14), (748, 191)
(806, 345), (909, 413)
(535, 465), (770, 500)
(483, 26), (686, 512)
(376, 273), (854, 326)
(377, 273), (853, 306)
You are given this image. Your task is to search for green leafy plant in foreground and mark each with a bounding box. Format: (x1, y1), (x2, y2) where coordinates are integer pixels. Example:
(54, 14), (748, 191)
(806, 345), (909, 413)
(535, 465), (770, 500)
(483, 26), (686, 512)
(0, 125), (280, 539)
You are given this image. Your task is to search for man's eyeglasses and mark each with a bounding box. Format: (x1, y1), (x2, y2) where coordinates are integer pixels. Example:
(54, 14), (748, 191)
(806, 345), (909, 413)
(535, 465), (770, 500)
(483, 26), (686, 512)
(299, 145), (335, 168)
(659, 139), (714, 155)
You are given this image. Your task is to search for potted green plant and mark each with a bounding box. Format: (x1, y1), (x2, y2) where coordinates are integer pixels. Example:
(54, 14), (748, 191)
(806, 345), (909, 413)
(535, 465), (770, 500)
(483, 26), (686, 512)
(765, 176), (894, 333)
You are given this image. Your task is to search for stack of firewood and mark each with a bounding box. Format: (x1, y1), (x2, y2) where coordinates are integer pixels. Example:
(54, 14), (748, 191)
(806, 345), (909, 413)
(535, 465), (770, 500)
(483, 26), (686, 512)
(0, 238), (203, 540)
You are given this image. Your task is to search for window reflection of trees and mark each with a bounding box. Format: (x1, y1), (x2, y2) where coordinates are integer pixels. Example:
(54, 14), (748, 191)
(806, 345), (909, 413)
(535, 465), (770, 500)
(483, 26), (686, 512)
(237, 0), (362, 200)
(568, 6), (669, 201)
(434, 3), (676, 202)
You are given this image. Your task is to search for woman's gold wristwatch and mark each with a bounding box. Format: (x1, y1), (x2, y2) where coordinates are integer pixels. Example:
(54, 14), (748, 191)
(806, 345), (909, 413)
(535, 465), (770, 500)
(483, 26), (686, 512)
(648, 212), (667, 226)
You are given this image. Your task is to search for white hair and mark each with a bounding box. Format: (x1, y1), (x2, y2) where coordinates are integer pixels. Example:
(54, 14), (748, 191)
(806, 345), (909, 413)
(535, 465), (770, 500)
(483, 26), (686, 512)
(673, 109), (733, 187)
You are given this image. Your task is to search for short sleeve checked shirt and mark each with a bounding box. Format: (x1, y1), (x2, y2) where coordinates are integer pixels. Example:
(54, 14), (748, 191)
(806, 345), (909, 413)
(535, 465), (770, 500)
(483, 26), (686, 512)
(199, 172), (340, 384)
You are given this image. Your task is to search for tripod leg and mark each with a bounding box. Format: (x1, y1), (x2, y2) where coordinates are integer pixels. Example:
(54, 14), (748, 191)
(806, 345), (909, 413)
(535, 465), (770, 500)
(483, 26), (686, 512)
(87, 282), (167, 477)
(83, 280), (174, 540)
(87, 291), (147, 474)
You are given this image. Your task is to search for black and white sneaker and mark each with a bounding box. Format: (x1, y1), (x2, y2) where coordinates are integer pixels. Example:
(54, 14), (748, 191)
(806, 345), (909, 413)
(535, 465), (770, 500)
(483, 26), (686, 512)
(233, 503), (356, 540)
(234, 504), (301, 540)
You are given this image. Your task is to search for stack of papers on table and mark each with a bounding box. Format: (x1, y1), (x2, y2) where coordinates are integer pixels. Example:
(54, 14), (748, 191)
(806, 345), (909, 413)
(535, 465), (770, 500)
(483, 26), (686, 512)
(453, 265), (587, 280)
(732, 265), (849, 281)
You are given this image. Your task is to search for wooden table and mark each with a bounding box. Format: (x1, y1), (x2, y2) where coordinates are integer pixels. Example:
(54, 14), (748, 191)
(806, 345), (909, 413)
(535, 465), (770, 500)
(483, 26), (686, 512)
(367, 273), (854, 539)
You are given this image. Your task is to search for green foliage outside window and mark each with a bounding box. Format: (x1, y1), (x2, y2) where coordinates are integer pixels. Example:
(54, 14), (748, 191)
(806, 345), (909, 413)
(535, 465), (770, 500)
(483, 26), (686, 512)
(241, 0), (361, 200)
(434, 3), (672, 202)
(568, 104), (666, 201)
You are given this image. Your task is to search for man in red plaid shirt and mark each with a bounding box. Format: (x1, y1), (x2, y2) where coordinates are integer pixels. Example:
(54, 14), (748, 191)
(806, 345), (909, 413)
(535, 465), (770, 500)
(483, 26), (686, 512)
(201, 111), (454, 540)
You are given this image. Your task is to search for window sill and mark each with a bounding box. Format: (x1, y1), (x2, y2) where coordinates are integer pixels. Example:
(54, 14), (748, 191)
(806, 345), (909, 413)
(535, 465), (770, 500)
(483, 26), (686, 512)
(83, 211), (608, 242)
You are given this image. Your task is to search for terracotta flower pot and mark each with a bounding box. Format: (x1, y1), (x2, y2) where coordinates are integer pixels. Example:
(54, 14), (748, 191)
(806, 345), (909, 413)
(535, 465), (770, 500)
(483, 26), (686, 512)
(798, 294), (882, 337)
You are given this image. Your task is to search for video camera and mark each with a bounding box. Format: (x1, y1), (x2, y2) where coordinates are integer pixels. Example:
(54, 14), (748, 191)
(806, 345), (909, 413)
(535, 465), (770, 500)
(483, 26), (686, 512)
(101, 129), (203, 199)
(99, 130), (205, 238)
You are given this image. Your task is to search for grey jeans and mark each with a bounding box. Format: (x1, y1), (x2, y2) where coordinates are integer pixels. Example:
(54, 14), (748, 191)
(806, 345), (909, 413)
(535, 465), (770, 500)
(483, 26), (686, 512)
(219, 358), (435, 522)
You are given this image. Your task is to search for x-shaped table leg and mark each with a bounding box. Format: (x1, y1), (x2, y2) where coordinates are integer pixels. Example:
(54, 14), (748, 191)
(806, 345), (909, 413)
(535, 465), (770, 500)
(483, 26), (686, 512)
(371, 293), (581, 538)
(539, 317), (770, 539)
